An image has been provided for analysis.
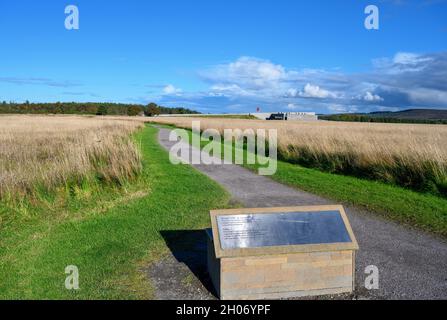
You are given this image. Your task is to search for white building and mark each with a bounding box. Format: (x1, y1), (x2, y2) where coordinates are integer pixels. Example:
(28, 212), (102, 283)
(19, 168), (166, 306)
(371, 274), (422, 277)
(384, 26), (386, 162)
(284, 112), (318, 121)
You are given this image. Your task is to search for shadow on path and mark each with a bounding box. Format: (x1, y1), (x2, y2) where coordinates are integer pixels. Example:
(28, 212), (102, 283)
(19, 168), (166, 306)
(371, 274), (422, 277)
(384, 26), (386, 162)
(146, 230), (217, 300)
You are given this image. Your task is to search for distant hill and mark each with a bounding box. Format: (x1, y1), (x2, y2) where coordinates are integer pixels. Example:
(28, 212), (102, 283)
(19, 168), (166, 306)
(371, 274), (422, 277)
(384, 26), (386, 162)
(319, 109), (447, 124)
(368, 109), (447, 120)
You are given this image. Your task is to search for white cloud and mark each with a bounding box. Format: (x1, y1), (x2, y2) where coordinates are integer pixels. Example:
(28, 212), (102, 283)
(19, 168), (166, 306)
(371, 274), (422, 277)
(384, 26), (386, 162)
(209, 84), (250, 97)
(161, 51), (447, 114)
(374, 52), (434, 74)
(362, 91), (384, 102)
(328, 104), (358, 113)
(298, 83), (338, 99)
(285, 88), (299, 97)
(407, 87), (447, 106)
(163, 84), (182, 95)
(201, 56), (287, 90)
(225, 57), (285, 86)
(201, 58), (342, 101)
(393, 52), (432, 65)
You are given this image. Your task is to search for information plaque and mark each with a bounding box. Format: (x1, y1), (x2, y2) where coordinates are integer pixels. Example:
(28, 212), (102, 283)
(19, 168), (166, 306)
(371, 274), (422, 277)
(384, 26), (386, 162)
(210, 205), (358, 258)
(217, 210), (352, 250)
(207, 205), (359, 300)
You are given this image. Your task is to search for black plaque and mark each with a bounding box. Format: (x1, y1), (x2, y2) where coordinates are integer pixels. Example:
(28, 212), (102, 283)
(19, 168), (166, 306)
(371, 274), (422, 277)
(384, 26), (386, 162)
(217, 210), (351, 250)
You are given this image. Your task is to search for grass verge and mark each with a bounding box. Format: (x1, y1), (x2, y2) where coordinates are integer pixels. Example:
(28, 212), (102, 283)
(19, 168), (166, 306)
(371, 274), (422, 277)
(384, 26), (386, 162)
(0, 125), (231, 299)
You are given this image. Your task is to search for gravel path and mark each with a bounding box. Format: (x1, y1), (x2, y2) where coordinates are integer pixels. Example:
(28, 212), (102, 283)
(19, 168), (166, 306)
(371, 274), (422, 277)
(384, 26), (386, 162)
(149, 127), (447, 300)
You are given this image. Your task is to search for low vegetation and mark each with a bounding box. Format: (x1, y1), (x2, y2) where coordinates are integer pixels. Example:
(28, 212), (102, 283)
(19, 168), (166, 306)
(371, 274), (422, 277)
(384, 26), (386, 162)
(0, 115), (143, 201)
(151, 117), (447, 197)
(0, 124), (231, 299)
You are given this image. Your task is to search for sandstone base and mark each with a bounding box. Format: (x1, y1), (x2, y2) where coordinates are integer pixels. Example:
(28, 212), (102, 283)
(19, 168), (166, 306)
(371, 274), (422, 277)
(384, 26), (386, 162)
(206, 230), (355, 300)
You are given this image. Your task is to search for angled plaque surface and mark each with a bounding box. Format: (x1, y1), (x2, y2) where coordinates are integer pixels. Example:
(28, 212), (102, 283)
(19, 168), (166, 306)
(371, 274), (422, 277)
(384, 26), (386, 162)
(217, 210), (351, 250)
(210, 205), (359, 258)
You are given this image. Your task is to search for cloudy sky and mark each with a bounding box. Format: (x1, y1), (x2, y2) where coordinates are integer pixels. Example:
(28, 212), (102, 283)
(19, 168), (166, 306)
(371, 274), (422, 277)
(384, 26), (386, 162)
(0, 0), (446, 114)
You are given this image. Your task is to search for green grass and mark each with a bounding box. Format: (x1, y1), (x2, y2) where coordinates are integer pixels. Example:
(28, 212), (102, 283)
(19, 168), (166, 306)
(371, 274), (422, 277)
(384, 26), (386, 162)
(279, 145), (447, 197)
(182, 128), (447, 237)
(0, 125), (231, 299)
(249, 160), (447, 236)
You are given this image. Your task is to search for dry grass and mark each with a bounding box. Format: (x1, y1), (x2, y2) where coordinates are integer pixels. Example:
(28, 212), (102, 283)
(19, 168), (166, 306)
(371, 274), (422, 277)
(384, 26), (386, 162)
(0, 115), (144, 200)
(151, 117), (447, 196)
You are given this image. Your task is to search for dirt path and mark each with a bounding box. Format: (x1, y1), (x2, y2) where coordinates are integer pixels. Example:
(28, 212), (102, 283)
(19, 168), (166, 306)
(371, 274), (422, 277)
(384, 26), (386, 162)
(149, 127), (447, 300)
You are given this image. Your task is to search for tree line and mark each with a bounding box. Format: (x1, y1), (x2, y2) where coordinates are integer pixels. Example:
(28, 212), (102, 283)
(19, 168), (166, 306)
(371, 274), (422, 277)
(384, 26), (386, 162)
(0, 101), (200, 117)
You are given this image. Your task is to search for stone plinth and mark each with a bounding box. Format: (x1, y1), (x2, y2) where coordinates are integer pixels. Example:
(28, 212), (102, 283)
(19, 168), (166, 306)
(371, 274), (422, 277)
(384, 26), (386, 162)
(207, 205), (359, 300)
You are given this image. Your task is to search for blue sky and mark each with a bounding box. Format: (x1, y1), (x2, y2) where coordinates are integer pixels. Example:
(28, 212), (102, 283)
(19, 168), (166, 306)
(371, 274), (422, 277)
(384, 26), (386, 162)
(0, 0), (446, 114)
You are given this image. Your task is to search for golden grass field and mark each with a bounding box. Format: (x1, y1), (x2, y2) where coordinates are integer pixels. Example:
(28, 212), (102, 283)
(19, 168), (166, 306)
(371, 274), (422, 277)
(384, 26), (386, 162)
(151, 117), (447, 195)
(1, 114), (446, 200)
(0, 115), (144, 200)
